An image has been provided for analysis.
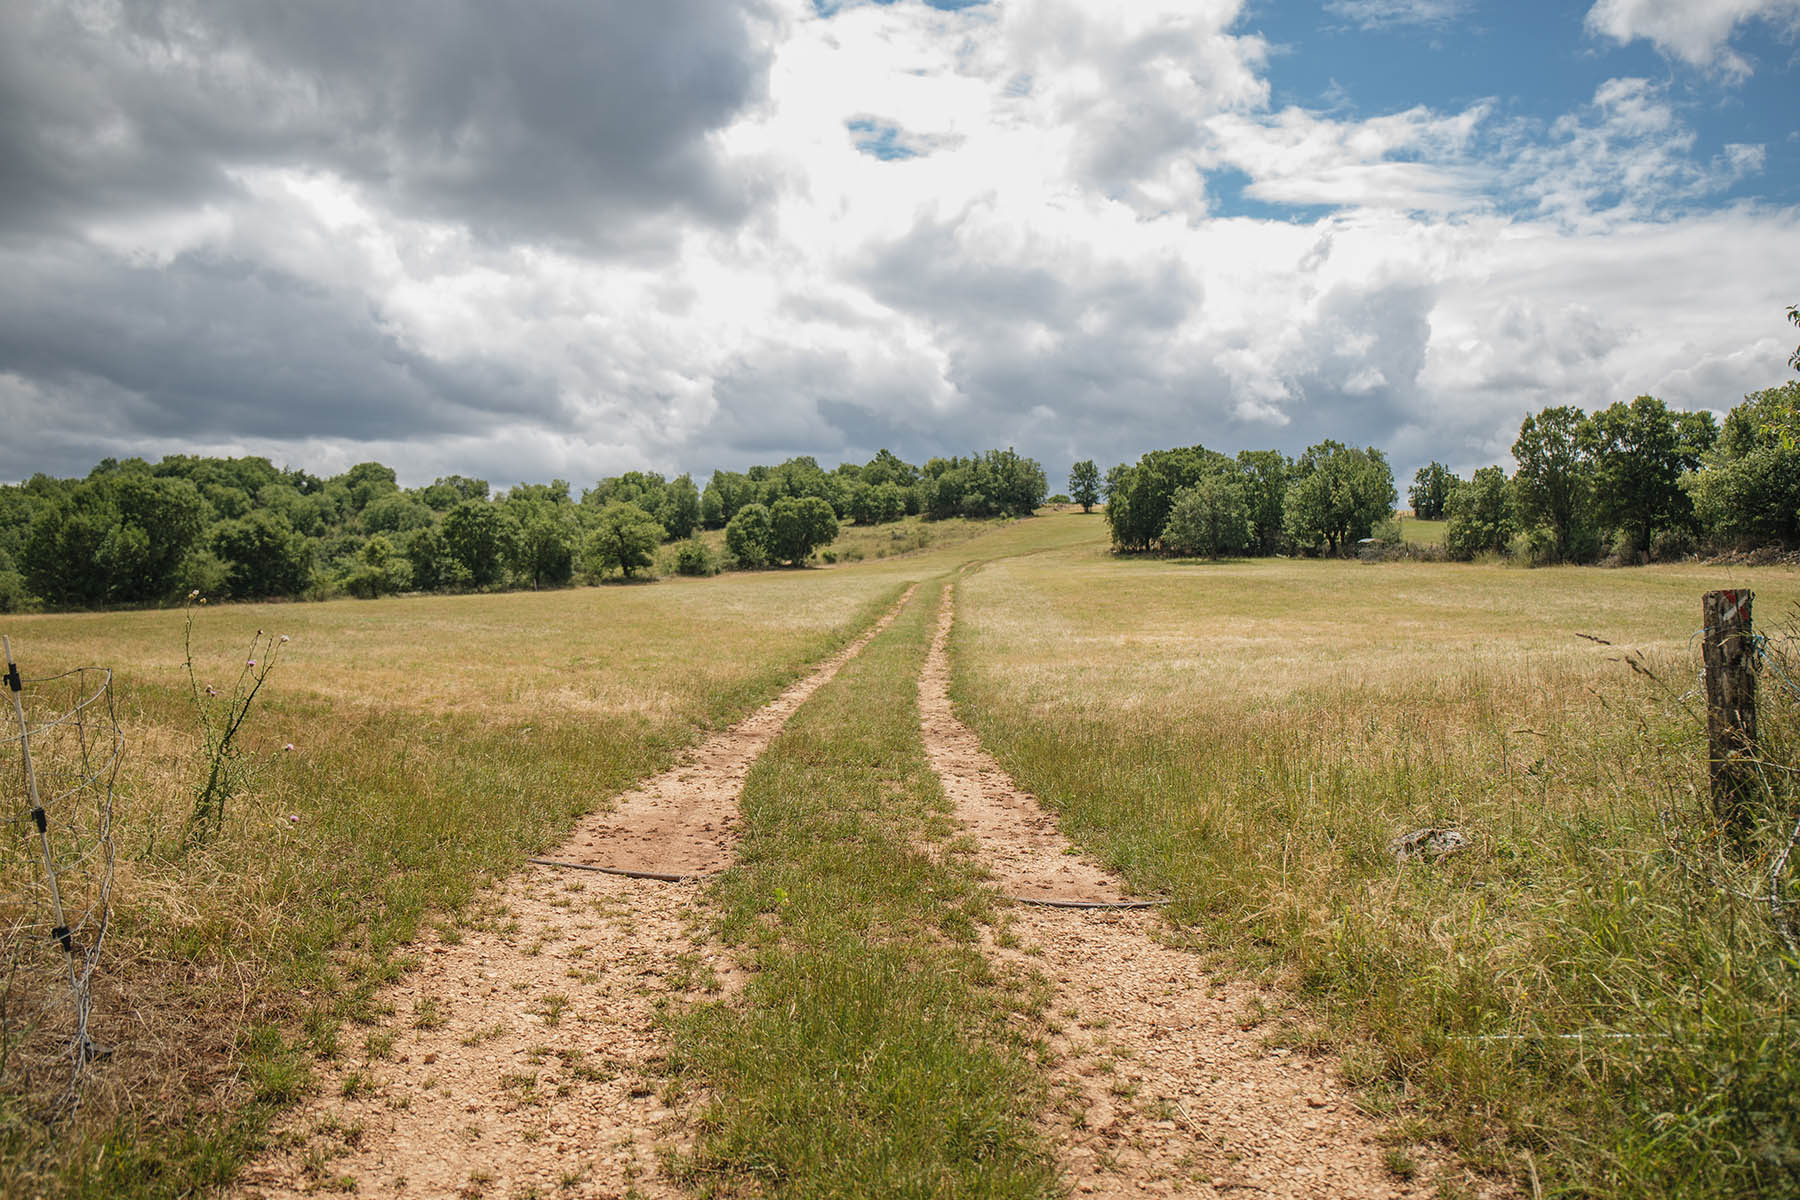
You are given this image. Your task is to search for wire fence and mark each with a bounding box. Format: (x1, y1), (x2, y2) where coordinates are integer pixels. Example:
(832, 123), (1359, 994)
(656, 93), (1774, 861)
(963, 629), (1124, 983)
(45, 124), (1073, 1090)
(1, 637), (120, 1119)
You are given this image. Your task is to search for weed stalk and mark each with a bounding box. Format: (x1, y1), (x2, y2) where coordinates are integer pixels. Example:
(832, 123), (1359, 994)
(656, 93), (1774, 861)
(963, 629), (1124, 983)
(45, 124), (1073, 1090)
(180, 595), (287, 849)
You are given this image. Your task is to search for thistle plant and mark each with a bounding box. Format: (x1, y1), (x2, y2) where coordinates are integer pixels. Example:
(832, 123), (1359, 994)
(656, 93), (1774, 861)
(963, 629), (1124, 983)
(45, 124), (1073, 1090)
(181, 594), (288, 848)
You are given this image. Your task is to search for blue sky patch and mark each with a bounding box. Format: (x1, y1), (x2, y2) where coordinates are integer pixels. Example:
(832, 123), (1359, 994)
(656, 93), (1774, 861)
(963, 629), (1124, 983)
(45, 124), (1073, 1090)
(848, 118), (922, 160)
(1235, 1), (1799, 209)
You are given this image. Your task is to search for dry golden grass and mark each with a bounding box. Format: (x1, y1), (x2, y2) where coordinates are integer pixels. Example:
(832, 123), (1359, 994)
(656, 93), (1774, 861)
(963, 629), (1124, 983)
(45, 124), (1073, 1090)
(952, 517), (1800, 1199)
(0, 521), (1084, 1198)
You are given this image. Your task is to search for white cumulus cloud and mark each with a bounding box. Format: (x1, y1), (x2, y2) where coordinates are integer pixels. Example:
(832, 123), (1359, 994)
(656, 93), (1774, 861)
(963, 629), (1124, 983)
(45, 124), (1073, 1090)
(1585, 0), (1800, 80)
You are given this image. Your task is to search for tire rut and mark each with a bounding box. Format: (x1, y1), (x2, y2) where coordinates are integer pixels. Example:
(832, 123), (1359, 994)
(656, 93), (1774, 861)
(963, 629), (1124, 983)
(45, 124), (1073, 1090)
(235, 588), (915, 1200)
(919, 583), (1498, 1200)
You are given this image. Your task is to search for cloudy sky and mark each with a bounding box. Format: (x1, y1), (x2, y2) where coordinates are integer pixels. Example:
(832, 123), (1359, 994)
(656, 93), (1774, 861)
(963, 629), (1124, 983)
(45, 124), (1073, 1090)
(3, 0), (1797, 492)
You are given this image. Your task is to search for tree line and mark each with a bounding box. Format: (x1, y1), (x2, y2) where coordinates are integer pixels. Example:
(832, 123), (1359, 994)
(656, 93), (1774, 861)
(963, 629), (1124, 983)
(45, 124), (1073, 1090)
(0, 448), (1048, 610)
(1095, 359), (1800, 567)
(1413, 382), (1800, 563)
(1092, 440), (1399, 559)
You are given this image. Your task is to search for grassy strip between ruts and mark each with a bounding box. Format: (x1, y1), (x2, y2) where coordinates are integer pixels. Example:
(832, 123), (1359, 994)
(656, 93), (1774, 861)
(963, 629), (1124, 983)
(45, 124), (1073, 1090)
(950, 540), (1800, 1200)
(3, 577), (914, 1200)
(668, 581), (1061, 1200)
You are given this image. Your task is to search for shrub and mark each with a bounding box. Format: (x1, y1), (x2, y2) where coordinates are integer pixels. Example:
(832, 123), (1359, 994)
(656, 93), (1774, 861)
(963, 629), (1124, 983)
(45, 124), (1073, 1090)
(673, 538), (719, 577)
(1650, 528), (1697, 562)
(342, 534), (413, 598)
(177, 549), (233, 601)
(725, 503), (772, 568)
(1160, 476), (1251, 558)
(1606, 528), (1644, 566)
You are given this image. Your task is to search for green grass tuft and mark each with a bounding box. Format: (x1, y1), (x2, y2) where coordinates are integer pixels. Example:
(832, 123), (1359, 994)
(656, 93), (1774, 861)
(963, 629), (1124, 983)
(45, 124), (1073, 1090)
(668, 585), (1060, 1199)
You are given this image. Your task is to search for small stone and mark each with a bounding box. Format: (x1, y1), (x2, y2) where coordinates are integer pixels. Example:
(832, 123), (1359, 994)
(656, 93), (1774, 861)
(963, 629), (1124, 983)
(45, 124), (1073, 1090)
(1388, 827), (1469, 864)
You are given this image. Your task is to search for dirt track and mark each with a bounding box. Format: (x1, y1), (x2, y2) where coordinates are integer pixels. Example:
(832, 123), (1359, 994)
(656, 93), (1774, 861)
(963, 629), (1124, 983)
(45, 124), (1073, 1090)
(237, 580), (1493, 1199)
(236, 590), (912, 1199)
(919, 583), (1494, 1199)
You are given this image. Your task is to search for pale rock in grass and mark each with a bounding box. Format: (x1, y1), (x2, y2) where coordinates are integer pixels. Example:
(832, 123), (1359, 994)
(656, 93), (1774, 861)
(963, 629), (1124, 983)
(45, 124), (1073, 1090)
(1386, 827), (1469, 864)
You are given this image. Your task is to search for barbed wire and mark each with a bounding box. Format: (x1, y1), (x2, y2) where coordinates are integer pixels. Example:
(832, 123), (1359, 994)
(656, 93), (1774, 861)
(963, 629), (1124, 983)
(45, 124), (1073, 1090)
(1, 637), (120, 1118)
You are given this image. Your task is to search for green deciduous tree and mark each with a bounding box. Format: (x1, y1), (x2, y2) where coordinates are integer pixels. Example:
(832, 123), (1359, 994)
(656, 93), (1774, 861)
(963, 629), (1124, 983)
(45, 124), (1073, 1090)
(417, 475), (489, 511)
(360, 493), (436, 534)
(510, 508), (577, 589)
(1443, 466), (1515, 560)
(702, 470), (757, 529)
(1587, 396), (1715, 556)
(1282, 440), (1396, 556)
(1235, 449), (1291, 555)
(585, 502), (664, 579)
(1688, 381), (1800, 548)
(213, 509), (313, 599)
(25, 473), (209, 605)
(768, 496), (840, 566)
(725, 503), (772, 567)
(401, 525), (452, 591)
(1511, 406), (1596, 563)
(499, 482), (577, 589)
(1069, 460), (1100, 512)
(1160, 476), (1252, 558)
(343, 534), (413, 598)
(850, 481), (908, 525)
(1408, 462), (1459, 519)
(258, 482), (336, 536)
(329, 461), (401, 514)
(918, 449), (1047, 520)
(439, 500), (515, 587)
(660, 474), (702, 540)
(586, 503), (666, 582)
(1103, 446), (1234, 552)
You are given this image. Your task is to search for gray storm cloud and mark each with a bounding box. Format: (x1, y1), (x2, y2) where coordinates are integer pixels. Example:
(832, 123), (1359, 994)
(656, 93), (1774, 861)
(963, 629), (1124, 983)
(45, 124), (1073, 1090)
(0, 0), (1793, 490)
(0, 0), (772, 246)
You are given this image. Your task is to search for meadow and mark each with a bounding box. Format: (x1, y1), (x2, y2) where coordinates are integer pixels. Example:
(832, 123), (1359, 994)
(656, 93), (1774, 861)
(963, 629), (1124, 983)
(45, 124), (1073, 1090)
(952, 528), (1800, 1198)
(1398, 516), (1448, 546)
(1, 509), (1794, 1199)
(0, 560), (918, 1195)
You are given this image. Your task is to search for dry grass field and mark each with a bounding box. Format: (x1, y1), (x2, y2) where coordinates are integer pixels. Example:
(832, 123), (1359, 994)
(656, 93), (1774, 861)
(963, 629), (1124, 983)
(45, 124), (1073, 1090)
(3, 508), (1795, 1199)
(952, 520), (1800, 1198)
(0, 532), (1062, 1197)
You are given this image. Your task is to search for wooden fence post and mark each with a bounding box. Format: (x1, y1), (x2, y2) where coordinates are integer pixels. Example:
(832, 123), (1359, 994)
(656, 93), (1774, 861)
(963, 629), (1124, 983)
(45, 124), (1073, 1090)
(1702, 589), (1757, 840)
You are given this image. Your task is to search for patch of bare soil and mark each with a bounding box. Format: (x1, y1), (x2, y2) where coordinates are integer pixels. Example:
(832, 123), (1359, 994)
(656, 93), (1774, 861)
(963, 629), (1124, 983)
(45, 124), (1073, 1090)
(237, 869), (714, 1200)
(924, 585), (1502, 1200)
(235, 590), (914, 1199)
(918, 588), (1128, 903)
(556, 585), (916, 877)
